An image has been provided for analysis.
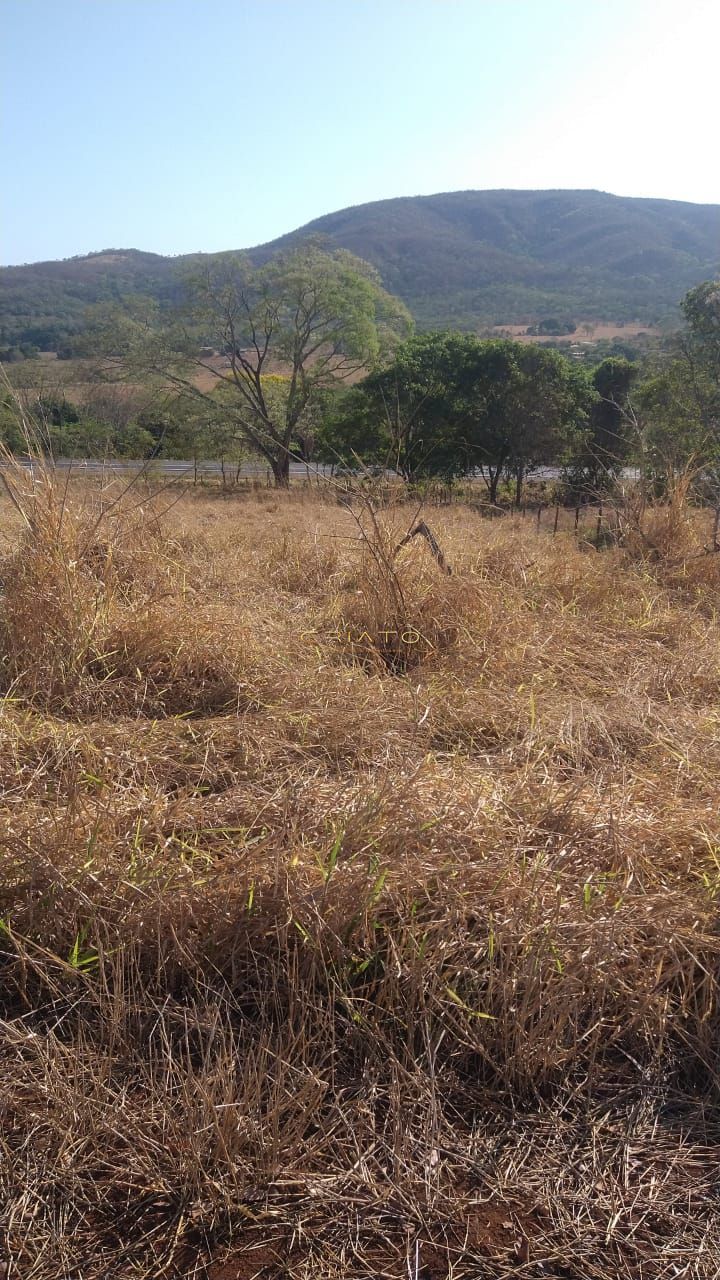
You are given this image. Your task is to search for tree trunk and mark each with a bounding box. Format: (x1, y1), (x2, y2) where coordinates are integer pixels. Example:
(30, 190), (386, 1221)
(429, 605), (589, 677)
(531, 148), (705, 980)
(271, 453), (291, 488)
(514, 463), (525, 508)
(488, 469), (500, 507)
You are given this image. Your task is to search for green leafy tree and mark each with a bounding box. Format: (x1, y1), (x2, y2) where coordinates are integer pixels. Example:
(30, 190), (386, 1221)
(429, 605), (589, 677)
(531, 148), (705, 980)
(315, 384), (385, 474)
(0, 392), (26, 452)
(633, 280), (720, 490)
(436, 339), (588, 506)
(635, 360), (709, 479)
(50, 416), (111, 458)
(500, 344), (592, 506)
(102, 247), (412, 486)
(138, 395), (219, 478)
(453, 340), (524, 504)
(114, 422), (155, 458)
(319, 332), (485, 481)
(564, 357), (637, 494)
(681, 280), (720, 373)
(318, 334), (589, 502)
(678, 280), (720, 445)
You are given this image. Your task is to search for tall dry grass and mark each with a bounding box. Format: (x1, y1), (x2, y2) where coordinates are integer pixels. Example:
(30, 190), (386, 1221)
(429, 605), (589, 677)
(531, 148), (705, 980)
(0, 468), (718, 1278)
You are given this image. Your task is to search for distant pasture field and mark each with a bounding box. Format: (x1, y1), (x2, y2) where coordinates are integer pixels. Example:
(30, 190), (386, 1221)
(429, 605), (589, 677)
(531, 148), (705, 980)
(491, 321), (661, 343)
(3, 348), (363, 405)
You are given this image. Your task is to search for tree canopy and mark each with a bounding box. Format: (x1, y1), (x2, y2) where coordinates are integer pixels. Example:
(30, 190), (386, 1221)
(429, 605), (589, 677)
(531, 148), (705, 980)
(108, 245), (413, 485)
(563, 357), (638, 495)
(320, 334), (591, 502)
(633, 279), (720, 487)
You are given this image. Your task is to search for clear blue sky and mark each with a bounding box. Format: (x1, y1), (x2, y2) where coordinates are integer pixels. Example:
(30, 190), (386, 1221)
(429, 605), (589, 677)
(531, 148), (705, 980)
(2, 0), (718, 265)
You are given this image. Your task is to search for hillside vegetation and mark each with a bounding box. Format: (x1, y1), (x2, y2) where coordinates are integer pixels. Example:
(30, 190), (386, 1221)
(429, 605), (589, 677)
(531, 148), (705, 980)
(259, 188), (720, 328)
(2, 189), (719, 352)
(0, 467), (718, 1278)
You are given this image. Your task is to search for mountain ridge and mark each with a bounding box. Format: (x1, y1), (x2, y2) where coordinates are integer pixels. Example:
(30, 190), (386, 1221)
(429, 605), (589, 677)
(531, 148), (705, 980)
(2, 188), (719, 350)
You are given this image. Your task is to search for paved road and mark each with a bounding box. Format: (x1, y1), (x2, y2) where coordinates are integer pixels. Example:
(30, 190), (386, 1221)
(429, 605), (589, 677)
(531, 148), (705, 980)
(0, 458), (642, 484)
(1, 458), (333, 479)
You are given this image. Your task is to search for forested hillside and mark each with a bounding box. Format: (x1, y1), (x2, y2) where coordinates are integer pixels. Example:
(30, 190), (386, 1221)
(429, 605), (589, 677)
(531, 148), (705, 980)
(0, 249), (186, 355)
(2, 189), (719, 352)
(257, 188), (720, 328)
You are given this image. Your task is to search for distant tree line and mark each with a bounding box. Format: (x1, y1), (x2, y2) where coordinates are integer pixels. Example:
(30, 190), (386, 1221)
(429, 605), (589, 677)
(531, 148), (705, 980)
(525, 318), (577, 337)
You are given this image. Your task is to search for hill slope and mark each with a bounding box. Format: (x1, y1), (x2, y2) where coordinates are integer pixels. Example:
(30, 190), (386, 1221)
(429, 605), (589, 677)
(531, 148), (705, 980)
(0, 249), (186, 353)
(260, 188), (720, 328)
(2, 189), (719, 349)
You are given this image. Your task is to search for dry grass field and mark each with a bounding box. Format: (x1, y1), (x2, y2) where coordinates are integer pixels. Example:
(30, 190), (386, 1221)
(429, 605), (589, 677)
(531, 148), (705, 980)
(0, 467), (718, 1279)
(491, 323), (661, 344)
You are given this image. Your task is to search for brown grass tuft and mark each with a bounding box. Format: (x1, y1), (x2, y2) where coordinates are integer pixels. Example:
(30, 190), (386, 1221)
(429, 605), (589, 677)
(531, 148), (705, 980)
(328, 506), (466, 672)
